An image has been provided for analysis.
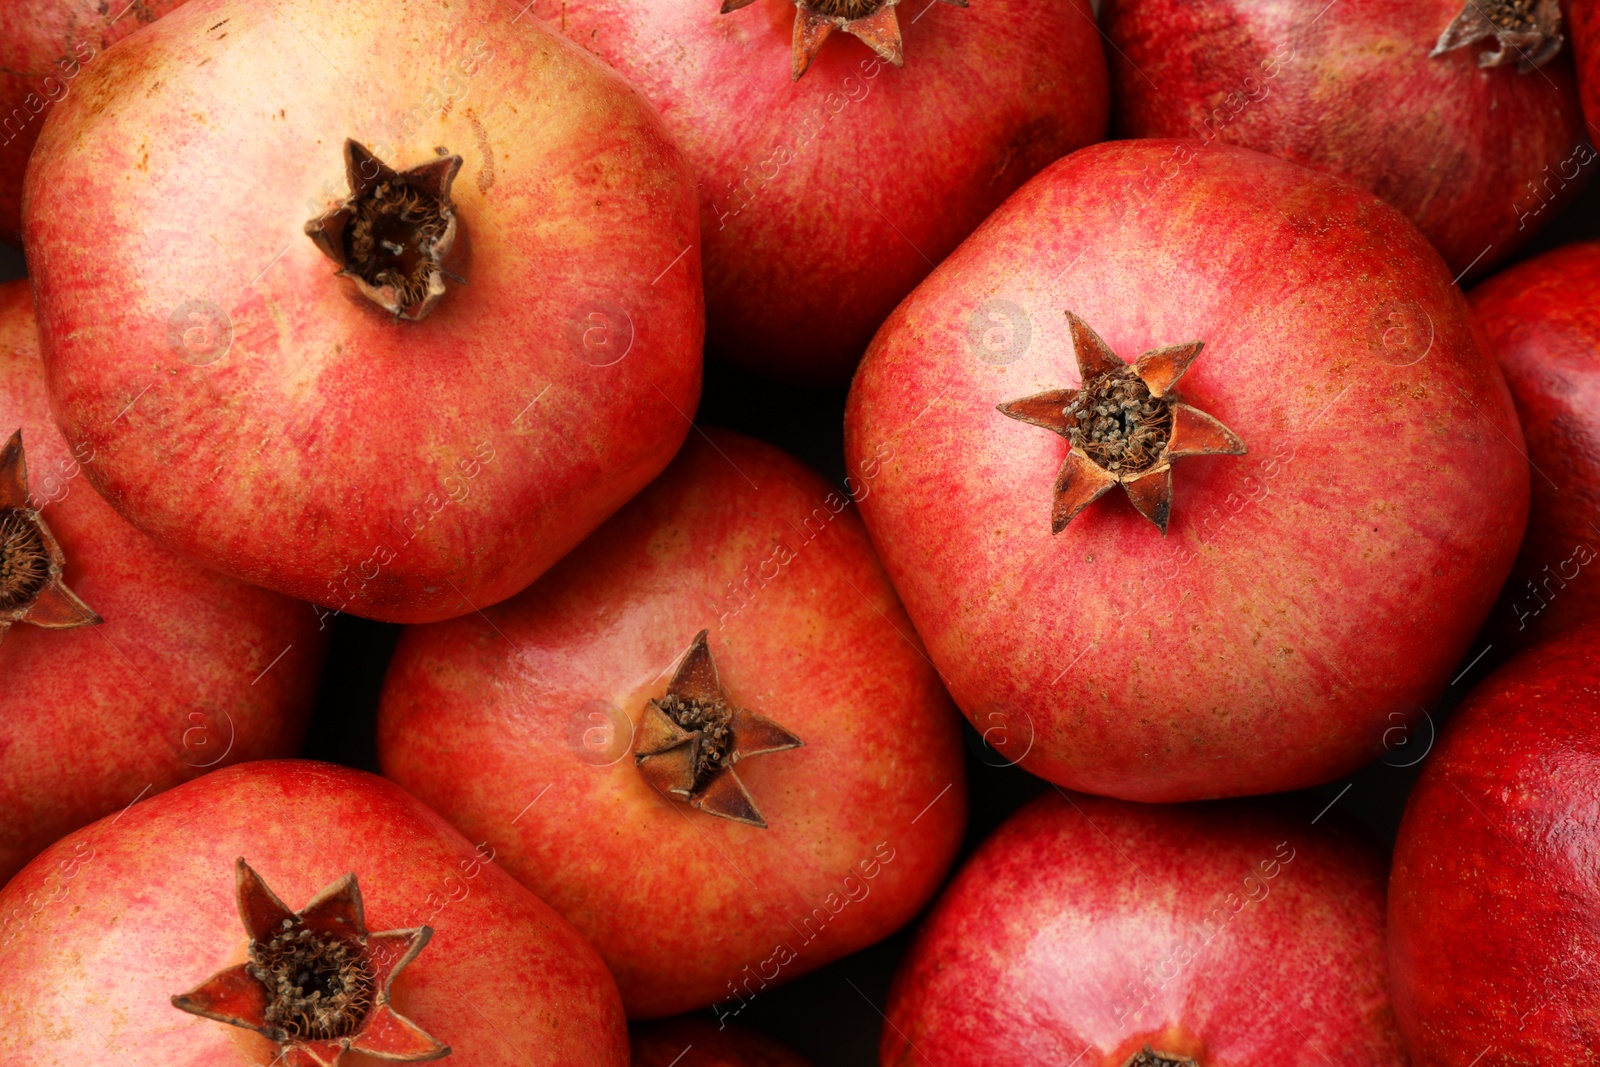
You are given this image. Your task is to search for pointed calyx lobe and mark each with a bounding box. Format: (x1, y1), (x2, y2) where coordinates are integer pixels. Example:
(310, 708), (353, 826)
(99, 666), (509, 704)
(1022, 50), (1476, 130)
(1122, 1048), (1199, 1067)
(0, 430), (101, 646)
(1432, 0), (1562, 71)
(305, 140), (464, 321)
(997, 312), (1245, 536)
(634, 630), (804, 828)
(172, 859), (449, 1067)
(720, 0), (968, 80)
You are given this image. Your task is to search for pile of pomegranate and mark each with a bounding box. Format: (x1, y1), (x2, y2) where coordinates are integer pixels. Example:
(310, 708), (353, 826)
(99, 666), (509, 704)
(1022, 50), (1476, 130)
(0, 0), (1594, 1063)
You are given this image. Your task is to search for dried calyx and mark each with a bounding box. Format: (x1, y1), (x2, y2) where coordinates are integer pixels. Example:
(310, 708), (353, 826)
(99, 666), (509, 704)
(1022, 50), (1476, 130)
(306, 140), (464, 322)
(172, 859), (449, 1067)
(1431, 0), (1562, 71)
(1121, 1048), (1199, 1067)
(997, 312), (1246, 536)
(0, 430), (101, 646)
(634, 630), (804, 827)
(721, 0), (968, 80)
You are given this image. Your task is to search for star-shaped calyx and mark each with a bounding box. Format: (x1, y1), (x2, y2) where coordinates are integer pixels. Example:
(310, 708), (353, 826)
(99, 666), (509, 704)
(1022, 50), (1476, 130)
(172, 859), (449, 1067)
(305, 140), (464, 321)
(1431, 0), (1562, 71)
(720, 0), (968, 81)
(997, 312), (1246, 536)
(0, 430), (101, 647)
(634, 630), (804, 828)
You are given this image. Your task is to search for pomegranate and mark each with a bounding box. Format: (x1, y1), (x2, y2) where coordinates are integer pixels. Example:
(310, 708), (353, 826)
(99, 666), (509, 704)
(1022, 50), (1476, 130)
(0, 0), (191, 239)
(1570, 0), (1600, 132)
(1389, 620), (1600, 1065)
(1103, 0), (1589, 278)
(23, 0), (703, 623)
(1469, 240), (1600, 655)
(632, 1018), (810, 1067)
(530, 0), (1108, 386)
(0, 278), (324, 886)
(0, 759), (628, 1065)
(883, 792), (1407, 1066)
(844, 139), (1528, 802)
(377, 428), (966, 1018)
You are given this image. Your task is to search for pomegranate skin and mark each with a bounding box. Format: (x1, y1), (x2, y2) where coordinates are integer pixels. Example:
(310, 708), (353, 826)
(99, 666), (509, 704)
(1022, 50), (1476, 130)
(844, 140), (1528, 802)
(883, 793), (1407, 1067)
(1388, 622), (1600, 1065)
(530, 0), (1108, 387)
(1570, 0), (1600, 133)
(0, 760), (630, 1066)
(23, 0), (703, 623)
(0, 0), (191, 239)
(1103, 0), (1588, 278)
(378, 428), (966, 1018)
(633, 1018), (812, 1067)
(0, 279), (324, 886)
(1469, 242), (1600, 654)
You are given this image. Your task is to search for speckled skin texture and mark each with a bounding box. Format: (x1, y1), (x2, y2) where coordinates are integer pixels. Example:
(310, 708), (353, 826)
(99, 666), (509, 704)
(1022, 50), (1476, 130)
(529, 0), (1108, 387)
(0, 760), (629, 1066)
(0, 0), (191, 238)
(1471, 242), (1600, 655)
(882, 793), (1407, 1067)
(23, 0), (703, 623)
(378, 428), (967, 1018)
(632, 1017), (812, 1067)
(0, 280), (324, 886)
(1388, 622), (1600, 1065)
(844, 140), (1528, 802)
(1103, 0), (1588, 278)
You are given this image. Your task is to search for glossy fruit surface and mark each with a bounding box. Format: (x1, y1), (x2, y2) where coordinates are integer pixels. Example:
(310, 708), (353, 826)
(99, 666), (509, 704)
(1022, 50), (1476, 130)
(883, 792), (1407, 1066)
(1389, 621), (1600, 1065)
(379, 428), (966, 1018)
(24, 0), (702, 623)
(1103, 0), (1589, 277)
(0, 279), (323, 886)
(845, 139), (1528, 801)
(532, 0), (1108, 386)
(1570, 0), (1600, 134)
(0, 759), (629, 1066)
(633, 1017), (811, 1067)
(0, 0), (191, 238)
(1470, 240), (1600, 653)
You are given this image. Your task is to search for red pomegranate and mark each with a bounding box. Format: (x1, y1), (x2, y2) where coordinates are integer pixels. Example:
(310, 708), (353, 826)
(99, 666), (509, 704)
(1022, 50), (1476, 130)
(883, 792), (1406, 1066)
(1389, 620), (1600, 1065)
(378, 428), (966, 1018)
(0, 760), (629, 1065)
(23, 0), (703, 623)
(844, 139), (1528, 802)
(632, 1018), (811, 1067)
(1569, 0), (1600, 132)
(0, 279), (324, 886)
(1103, 0), (1588, 278)
(1469, 240), (1600, 654)
(0, 0), (191, 239)
(530, 0), (1108, 386)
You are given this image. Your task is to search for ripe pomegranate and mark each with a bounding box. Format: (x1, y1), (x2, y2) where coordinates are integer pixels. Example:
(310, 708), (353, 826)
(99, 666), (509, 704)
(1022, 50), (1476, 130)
(1103, 0), (1588, 278)
(1469, 241), (1600, 655)
(530, 0), (1108, 386)
(633, 1018), (810, 1067)
(378, 428), (966, 1018)
(844, 139), (1528, 802)
(0, 760), (628, 1065)
(23, 0), (703, 623)
(1389, 620), (1600, 1065)
(0, 279), (323, 886)
(0, 0), (191, 239)
(883, 792), (1406, 1066)
(1570, 0), (1600, 132)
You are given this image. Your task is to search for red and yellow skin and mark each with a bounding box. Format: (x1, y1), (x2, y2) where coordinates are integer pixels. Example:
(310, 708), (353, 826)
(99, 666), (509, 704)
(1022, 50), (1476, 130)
(23, 0), (703, 623)
(0, 279), (325, 886)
